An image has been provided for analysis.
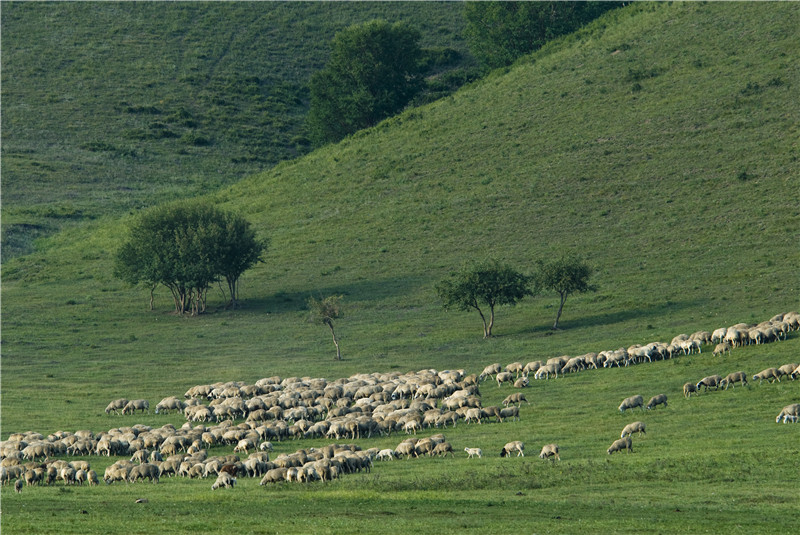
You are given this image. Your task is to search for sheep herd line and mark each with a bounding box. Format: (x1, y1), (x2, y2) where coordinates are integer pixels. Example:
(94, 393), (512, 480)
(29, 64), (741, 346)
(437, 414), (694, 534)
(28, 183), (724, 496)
(2, 311), (798, 493)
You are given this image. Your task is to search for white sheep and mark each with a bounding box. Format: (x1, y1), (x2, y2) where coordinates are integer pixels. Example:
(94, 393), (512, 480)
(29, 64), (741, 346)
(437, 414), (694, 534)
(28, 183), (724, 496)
(464, 447), (482, 459)
(607, 436), (633, 454)
(122, 399), (150, 415)
(775, 404), (800, 423)
(211, 471), (236, 490)
(500, 441), (524, 457)
(479, 363), (502, 382)
(376, 448), (396, 461)
(538, 443), (560, 461)
(620, 421), (646, 438)
(683, 382), (698, 398)
(618, 395), (644, 413)
(496, 372), (514, 387)
(752, 368), (782, 384)
(646, 394), (667, 410)
(712, 342), (732, 357)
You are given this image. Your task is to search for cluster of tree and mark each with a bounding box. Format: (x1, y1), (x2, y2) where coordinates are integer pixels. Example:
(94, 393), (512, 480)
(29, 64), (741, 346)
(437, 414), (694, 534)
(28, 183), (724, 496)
(114, 201), (266, 315)
(436, 257), (595, 338)
(308, 3), (622, 145)
(464, 1), (624, 69)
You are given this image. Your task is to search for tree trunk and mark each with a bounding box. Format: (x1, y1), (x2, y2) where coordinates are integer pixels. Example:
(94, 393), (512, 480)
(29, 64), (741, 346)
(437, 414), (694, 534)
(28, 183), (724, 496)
(326, 320), (341, 360)
(487, 304), (495, 338)
(553, 293), (567, 329)
(476, 306), (489, 338)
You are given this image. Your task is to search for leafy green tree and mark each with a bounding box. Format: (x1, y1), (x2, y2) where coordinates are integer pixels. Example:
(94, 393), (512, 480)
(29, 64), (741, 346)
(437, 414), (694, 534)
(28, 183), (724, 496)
(534, 256), (596, 329)
(307, 19), (425, 145)
(114, 201), (265, 314)
(436, 260), (532, 338)
(308, 295), (345, 360)
(464, 2), (622, 69)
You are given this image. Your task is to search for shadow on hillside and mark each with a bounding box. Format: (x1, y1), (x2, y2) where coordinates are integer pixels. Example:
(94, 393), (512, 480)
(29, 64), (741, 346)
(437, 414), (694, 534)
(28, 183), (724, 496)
(246, 275), (432, 315)
(514, 298), (706, 337)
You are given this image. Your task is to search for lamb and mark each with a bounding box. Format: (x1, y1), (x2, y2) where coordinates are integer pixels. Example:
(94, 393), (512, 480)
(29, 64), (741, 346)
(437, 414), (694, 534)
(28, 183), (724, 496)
(122, 399), (150, 415)
(646, 394), (667, 410)
(620, 421), (646, 438)
(538, 443), (560, 461)
(696, 375), (723, 391)
(211, 471), (236, 490)
(105, 398), (129, 415)
(376, 449), (396, 461)
(607, 436), (633, 454)
(618, 395), (644, 413)
(721, 371), (748, 390)
(683, 382), (698, 398)
(464, 447), (482, 459)
(500, 441), (524, 457)
(753, 368), (782, 384)
(775, 404), (800, 423)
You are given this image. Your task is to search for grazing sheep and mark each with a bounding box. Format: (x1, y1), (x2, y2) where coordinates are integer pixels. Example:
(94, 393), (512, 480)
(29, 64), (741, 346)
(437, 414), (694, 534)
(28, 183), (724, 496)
(683, 382), (698, 398)
(503, 393), (528, 406)
(260, 467), (288, 485)
(620, 421), (646, 438)
(534, 362), (560, 380)
(432, 442), (455, 457)
(496, 372), (514, 387)
(538, 443), (560, 461)
(607, 436), (633, 454)
(696, 375), (723, 391)
(499, 406), (520, 422)
(105, 398), (129, 415)
(778, 363), (798, 379)
(618, 395), (644, 413)
(721, 371), (748, 390)
(122, 399), (150, 415)
(211, 471), (236, 490)
(464, 447), (482, 459)
(500, 441), (524, 457)
(776, 404), (800, 423)
(155, 397), (186, 415)
(753, 368), (782, 384)
(646, 394), (667, 410)
(479, 363), (502, 382)
(513, 376), (529, 388)
(712, 342), (732, 357)
(128, 463), (159, 483)
(15, 479), (23, 493)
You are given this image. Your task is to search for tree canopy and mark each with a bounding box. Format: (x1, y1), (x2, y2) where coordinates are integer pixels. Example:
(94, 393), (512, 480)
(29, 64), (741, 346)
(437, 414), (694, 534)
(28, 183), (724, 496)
(307, 19), (425, 145)
(464, 2), (622, 69)
(436, 260), (532, 338)
(114, 201), (266, 314)
(534, 256), (596, 329)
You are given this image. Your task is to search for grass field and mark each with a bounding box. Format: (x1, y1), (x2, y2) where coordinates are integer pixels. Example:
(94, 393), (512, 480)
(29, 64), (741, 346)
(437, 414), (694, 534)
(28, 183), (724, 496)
(1, 2), (799, 533)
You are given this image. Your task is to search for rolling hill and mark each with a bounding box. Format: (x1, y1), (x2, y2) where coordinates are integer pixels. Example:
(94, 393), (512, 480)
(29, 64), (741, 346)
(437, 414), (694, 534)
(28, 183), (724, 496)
(1, 3), (799, 533)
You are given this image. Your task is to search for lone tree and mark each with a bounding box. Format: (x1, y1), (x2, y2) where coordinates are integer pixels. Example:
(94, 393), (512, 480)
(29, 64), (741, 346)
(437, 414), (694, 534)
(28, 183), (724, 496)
(114, 201), (266, 314)
(308, 294), (344, 361)
(436, 260), (532, 338)
(307, 19), (425, 146)
(534, 256), (596, 329)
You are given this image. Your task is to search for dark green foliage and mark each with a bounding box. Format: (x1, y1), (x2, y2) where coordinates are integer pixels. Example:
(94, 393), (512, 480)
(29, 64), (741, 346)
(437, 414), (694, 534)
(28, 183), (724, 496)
(534, 257), (596, 329)
(436, 260), (532, 338)
(114, 202), (265, 314)
(464, 1), (622, 69)
(307, 20), (425, 145)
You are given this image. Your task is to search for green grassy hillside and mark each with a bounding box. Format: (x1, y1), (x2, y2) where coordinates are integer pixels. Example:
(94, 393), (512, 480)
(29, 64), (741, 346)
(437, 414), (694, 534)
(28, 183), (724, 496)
(1, 1), (473, 257)
(1, 2), (799, 533)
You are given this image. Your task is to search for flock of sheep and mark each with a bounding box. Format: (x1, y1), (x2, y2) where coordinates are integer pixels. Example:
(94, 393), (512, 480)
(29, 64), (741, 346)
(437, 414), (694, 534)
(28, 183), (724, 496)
(2, 311), (797, 492)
